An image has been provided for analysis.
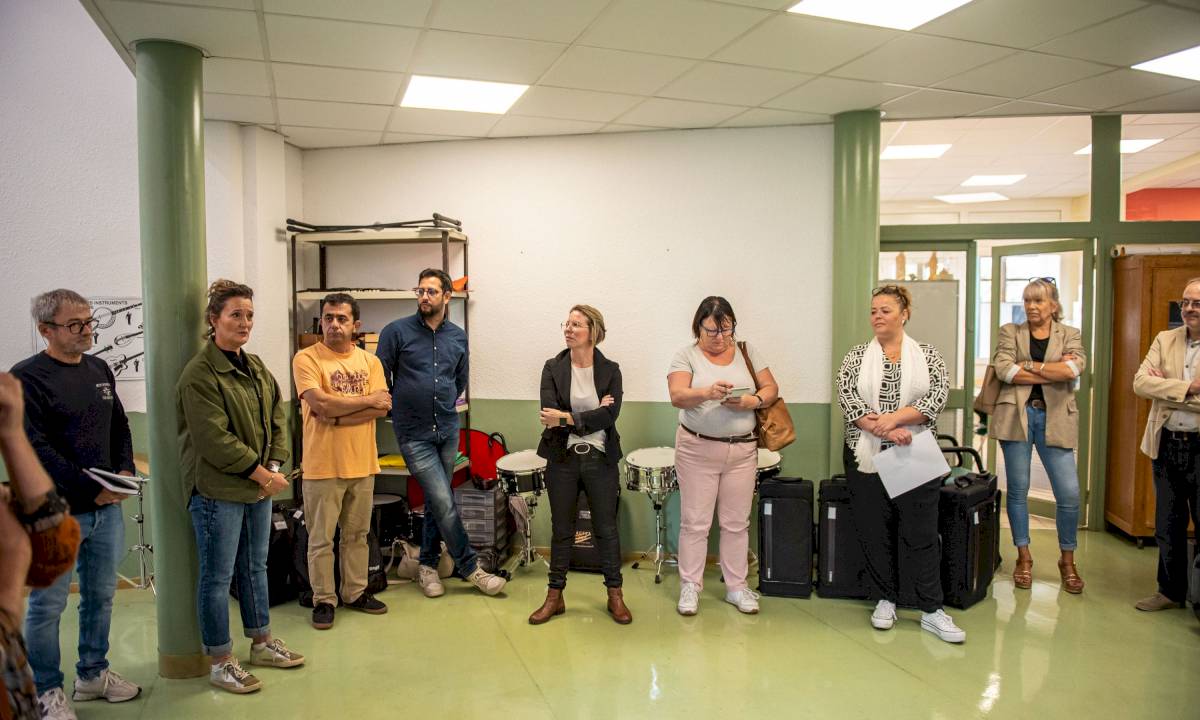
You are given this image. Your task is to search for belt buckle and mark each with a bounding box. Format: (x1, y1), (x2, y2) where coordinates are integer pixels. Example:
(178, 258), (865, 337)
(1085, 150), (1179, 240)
(573, 443), (591, 455)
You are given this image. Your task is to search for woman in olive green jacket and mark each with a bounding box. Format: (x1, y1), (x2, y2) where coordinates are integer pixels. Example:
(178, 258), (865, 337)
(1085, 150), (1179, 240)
(177, 280), (305, 695)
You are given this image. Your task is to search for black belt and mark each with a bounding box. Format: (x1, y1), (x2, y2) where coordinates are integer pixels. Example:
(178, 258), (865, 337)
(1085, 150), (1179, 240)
(681, 424), (757, 444)
(568, 442), (603, 456)
(1162, 429), (1199, 442)
(1027, 399), (1047, 410)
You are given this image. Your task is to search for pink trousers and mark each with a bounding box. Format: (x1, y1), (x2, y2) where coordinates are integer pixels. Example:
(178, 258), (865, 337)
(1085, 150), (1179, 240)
(674, 426), (758, 591)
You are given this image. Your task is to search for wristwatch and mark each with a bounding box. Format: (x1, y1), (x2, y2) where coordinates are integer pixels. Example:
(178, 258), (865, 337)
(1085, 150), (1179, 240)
(558, 416), (568, 427)
(14, 489), (69, 533)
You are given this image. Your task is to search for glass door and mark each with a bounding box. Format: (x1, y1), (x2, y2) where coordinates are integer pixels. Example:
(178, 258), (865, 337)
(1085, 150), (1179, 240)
(878, 243), (976, 447)
(988, 239), (1095, 518)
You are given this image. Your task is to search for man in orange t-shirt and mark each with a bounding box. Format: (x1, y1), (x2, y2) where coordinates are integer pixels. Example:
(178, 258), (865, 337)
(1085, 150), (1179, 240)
(292, 293), (391, 630)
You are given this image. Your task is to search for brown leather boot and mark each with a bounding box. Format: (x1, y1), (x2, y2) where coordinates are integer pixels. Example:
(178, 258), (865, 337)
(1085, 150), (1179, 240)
(528, 588), (565, 625)
(607, 587), (632, 625)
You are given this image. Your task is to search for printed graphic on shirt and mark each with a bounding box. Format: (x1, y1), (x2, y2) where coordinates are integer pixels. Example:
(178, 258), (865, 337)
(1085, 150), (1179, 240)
(96, 383), (114, 401)
(330, 369), (368, 396)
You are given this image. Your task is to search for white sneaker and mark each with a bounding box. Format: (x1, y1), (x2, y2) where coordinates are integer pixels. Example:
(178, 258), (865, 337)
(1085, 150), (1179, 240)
(467, 566), (507, 596)
(724, 588), (760, 614)
(871, 599), (897, 630)
(72, 668), (140, 703)
(677, 582), (700, 616)
(37, 688), (77, 720)
(921, 609), (966, 643)
(417, 565), (445, 598)
(209, 657), (262, 694)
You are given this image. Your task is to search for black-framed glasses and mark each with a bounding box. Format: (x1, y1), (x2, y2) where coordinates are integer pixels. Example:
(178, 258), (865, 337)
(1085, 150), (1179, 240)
(411, 287), (445, 298)
(1179, 299), (1200, 310)
(43, 317), (99, 334)
(699, 323), (735, 338)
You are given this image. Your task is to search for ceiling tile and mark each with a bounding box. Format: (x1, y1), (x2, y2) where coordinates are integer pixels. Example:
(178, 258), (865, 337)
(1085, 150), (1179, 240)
(596, 123), (662, 134)
(265, 14), (419, 71)
(719, 108), (829, 128)
(836, 35), (1014, 87)
(1155, 137), (1200, 152)
(540, 47), (695, 95)
(1130, 113), (1200, 125)
(714, 14), (896, 74)
(917, 0), (1145, 49)
(1111, 87), (1200, 114)
(509, 86), (642, 122)
(281, 126), (380, 149)
(488, 116), (604, 137)
(616, 98), (745, 128)
(276, 98), (391, 131)
(430, 0), (607, 43)
(1123, 123), (1196, 140)
(383, 133), (471, 144)
(154, 0), (255, 9)
(409, 31), (565, 84)
(657, 62), (810, 106)
(765, 77), (914, 114)
(205, 93), (275, 124)
(263, 0), (431, 26)
(388, 107), (500, 136)
(204, 58), (269, 96)
(273, 64), (403, 105)
(1035, 5), (1200, 66)
(580, 0), (769, 60)
(97, 0), (263, 59)
(971, 100), (1090, 117)
(937, 52), (1110, 99)
(882, 89), (1007, 119)
(1028, 69), (1196, 110)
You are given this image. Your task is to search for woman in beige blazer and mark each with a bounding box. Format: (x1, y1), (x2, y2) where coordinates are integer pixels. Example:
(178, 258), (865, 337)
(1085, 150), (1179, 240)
(990, 278), (1087, 594)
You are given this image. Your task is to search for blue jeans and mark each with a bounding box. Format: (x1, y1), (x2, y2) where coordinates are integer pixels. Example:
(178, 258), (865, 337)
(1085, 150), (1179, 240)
(1000, 405), (1080, 550)
(398, 437), (478, 575)
(188, 495), (271, 657)
(24, 504), (124, 693)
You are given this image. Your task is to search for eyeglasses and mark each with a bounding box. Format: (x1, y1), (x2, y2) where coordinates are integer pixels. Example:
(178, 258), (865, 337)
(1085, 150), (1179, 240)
(561, 322), (588, 332)
(699, 324), (734, 338)
(411, 287), (445, 298)
(872, 285), (909, 308)
(43, 317), (99, 334)
(1179, 299), (1200, 310)
(1035, 276), (1057, 285)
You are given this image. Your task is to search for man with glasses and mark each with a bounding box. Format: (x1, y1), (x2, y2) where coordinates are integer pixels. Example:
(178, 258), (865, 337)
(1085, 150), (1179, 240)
(377, 270), (506, 598)
(11, 290), (140, 719)
(1133, 278), (1200, 621)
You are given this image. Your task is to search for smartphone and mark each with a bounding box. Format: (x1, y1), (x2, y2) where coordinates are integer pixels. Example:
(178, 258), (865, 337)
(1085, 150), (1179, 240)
(727, 386), (753, 399)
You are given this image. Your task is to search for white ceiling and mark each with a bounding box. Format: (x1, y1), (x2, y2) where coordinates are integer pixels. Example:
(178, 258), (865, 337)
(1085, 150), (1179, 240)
(81, 0), (1200, 200)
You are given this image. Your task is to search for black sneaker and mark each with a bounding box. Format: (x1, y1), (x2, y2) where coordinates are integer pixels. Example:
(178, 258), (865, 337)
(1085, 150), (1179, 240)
(311, 602), (335, 630)
(344, 592), (388, 615)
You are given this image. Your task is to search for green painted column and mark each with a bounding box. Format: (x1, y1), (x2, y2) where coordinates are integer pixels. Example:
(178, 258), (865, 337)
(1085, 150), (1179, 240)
(828, 110), (882, 475)
(135, 40), (208, 678)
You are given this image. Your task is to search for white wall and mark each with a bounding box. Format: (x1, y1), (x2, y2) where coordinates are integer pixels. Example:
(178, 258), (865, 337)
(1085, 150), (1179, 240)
(301, 125), (835, 403)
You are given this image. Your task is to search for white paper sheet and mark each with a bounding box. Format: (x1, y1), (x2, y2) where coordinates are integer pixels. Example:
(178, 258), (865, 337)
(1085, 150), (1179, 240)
(85, 468), (143, 494)
(871, 429), (951, 499)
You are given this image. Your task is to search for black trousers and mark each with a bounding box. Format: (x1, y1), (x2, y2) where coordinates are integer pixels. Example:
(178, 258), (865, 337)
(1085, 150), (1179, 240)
(844, 445), (943, 612)
(546, 445), (622, 589)
(1152, 431), (1200, 603)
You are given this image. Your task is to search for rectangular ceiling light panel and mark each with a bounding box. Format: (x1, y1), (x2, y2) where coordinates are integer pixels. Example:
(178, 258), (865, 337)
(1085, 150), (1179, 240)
(1133, 45), (1200, 82)
(935, 192), (1008, 203)
(881, 143), (952, 159)
(962, 174), (1026, 186)
(787, 0), (976, 31)
(1074, 139), (1164, 155)
(401, 75), (529, 114)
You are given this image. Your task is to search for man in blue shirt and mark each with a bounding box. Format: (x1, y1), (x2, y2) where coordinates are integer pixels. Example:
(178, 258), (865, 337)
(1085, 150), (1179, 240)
(377, 269), (506, 598)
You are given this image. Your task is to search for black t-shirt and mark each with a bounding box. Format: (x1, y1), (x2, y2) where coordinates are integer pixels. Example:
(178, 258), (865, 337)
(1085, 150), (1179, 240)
(10, 352), (135, 514)
(1029, 333), (1049, 404)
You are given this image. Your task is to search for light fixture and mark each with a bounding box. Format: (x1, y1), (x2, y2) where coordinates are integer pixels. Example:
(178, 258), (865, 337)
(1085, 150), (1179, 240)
(934, 192), (1008, 204)
(1133, 44), (1200, 82)
(1074, 139), (1164, 155)
(400, 75), (528, 114)
(881, 144), (952, 160)
(962, 174), (1026, 187)
(787, 0), (976, 31)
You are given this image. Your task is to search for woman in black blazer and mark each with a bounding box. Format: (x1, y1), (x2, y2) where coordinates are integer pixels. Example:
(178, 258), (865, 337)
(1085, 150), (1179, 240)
(531, 304), (629, 625)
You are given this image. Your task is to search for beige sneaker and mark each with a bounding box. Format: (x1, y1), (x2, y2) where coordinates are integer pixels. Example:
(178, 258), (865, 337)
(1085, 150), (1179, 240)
(1135, 592), (1183, 611)
(72, 668), (141, 703)
(417, 564), (445, 598)
(467, 566), (507, 596)
(209, 658), (262, 694)
(248, 638), (305, 668)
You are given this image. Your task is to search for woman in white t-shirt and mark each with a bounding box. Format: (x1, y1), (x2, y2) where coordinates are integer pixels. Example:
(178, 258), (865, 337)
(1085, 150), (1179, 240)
(667, 297), (778, 616)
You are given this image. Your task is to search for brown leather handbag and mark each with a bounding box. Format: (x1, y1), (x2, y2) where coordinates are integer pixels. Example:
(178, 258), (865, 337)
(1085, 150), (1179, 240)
(973, 364), (1002, 416)
(738, 342), (795, 451)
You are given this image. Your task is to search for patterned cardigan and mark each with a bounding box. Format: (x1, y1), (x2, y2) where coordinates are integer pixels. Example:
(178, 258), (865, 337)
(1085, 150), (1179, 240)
(836, 342), (950, 450)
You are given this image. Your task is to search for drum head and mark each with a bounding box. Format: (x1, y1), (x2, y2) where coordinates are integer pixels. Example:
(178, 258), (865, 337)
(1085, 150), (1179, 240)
(495, 449), (547, 474)
(372, 493), (403, 507)
(756, 449), (781, 469)
(625, 447), (676, 469)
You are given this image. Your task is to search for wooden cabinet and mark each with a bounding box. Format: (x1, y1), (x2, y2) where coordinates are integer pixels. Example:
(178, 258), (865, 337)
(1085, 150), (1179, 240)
(1105, 254), (1200, 541)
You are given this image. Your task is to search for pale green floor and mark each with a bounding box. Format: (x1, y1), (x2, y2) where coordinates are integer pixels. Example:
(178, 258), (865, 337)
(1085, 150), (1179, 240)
(50, 528), (1198, 719)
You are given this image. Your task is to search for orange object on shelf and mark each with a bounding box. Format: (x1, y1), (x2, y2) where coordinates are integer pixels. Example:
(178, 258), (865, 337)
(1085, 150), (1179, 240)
(452, 276), (468, 292)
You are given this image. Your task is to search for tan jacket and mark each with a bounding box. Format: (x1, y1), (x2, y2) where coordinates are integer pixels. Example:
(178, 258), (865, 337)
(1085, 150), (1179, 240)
(989, 321), (1085, 448)
(1133, 326), (1200, 460)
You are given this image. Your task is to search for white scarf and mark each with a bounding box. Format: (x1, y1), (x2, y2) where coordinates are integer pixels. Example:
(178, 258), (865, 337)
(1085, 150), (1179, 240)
(854, 333), (930, 473)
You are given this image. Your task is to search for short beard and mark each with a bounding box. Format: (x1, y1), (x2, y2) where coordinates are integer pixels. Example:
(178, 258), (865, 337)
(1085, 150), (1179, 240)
(419, 303), (440, 319)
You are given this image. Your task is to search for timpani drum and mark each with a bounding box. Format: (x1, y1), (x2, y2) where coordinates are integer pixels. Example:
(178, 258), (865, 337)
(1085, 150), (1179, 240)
(495, 449), (547, 496)
(756, 448), (782, 484)
(620, 447), (678, 494)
